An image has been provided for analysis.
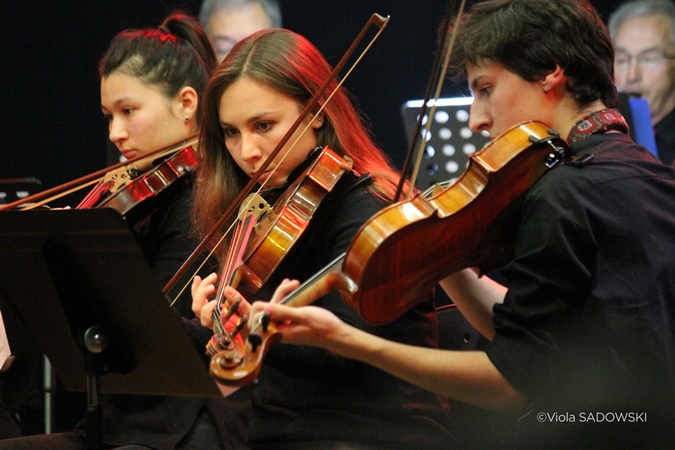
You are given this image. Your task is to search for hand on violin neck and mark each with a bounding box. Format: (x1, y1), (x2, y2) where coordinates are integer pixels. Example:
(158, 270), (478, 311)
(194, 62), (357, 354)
(249, 278), (300, 331)
(251, 301), (350, 353)
(191, 274), (254, 331)
(222, 286), (252, 313)
(271, 278), (301, 304)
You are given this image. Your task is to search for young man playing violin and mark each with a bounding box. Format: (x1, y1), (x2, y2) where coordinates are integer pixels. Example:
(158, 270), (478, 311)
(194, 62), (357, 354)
(239, 0), (675, 448)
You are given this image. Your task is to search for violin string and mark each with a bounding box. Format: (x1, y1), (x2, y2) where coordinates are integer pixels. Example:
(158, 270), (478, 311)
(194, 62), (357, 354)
(211, 214), (254, 335)
(76, 180), (112, 209)
(167, 193), (262, 308)
(217, 215), (256, 308)
(212, 219), (246, 334)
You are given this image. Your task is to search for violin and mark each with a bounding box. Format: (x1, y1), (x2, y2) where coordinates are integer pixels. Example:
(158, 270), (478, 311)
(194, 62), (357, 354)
(219, 146), (352, 298)
(206, 146), (353, 379)
(0, 135), (199, 215)
(207, 120), (569, 386)
(76, 136), (199, 218)
(154, 15), (390, 379)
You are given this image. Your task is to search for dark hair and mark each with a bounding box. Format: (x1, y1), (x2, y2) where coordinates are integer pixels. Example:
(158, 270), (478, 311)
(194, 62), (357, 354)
(194, 28), (404, 250)
(99, 12), (217, 123)
(448, 0), (618, 107)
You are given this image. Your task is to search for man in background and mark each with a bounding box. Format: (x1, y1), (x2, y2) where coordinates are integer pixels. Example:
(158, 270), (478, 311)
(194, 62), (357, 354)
(199, 0), (282, 62)
(609, 0), (675, 165)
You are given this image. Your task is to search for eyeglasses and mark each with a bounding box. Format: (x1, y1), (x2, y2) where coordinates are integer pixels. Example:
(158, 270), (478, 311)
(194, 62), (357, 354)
(615, 48), (675, 70)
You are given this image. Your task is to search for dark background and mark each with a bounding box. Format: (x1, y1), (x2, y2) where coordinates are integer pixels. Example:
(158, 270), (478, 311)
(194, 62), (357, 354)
(1, 0), (620, 195)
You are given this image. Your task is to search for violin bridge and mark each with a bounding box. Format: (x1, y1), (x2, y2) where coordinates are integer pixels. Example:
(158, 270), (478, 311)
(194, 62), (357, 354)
(102, 168), (133, 194)
(240, 193), (271, 218)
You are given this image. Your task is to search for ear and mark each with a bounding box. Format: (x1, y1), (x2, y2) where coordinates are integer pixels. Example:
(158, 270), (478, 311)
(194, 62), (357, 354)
(177, 86), (199, 118)
(310, 113), (324, 129)
(541, 65), (566, 93)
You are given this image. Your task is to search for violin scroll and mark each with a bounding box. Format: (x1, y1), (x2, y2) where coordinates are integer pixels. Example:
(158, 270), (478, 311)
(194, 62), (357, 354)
(207, 253), (353, 385)
(208, 315), (283, 385)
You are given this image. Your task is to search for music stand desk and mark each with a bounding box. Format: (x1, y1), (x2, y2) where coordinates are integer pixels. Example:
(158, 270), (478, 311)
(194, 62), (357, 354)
(0, 208), (220, 399)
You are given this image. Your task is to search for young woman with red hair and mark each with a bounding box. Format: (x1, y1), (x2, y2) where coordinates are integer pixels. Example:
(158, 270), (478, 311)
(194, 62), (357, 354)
(190, 28), (452, 449)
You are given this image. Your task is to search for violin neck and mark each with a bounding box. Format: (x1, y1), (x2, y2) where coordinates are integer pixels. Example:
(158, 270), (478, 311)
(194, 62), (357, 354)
(281, 253), (352, 308)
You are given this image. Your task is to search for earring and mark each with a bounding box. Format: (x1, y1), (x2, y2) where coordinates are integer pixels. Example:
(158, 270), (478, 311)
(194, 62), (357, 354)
(184, 115), (190, 122)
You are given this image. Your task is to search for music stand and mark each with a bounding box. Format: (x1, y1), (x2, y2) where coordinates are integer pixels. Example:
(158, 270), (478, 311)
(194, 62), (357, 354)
(400, 97), (490, 190)
(0, 208), (220, 449)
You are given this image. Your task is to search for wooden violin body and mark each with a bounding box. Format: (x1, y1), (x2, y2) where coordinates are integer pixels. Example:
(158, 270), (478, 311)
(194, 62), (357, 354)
(208, 146), (353, 382)
(342, 120), (568, 324)
(0, 135), (199, 213)
(211, 120), (569, 385)
(97, 146), (198, 216)
(230, 146), (352, 299)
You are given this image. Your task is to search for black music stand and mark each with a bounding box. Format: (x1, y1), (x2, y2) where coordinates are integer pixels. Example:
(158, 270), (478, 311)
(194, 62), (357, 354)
(0, 208), (220, 449)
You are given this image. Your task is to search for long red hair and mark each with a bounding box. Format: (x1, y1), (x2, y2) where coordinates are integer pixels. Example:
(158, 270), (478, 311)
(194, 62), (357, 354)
(194, 28), (406, 250)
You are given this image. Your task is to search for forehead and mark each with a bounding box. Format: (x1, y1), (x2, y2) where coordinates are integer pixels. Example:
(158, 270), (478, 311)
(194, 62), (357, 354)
(614, 14), (673, 51)
(222, 77), (276, 100)
(466, 60), (501, 87)
(101, 71), (164, 102)
(219, 77), (298, 119)
(207, 4), (271, 39)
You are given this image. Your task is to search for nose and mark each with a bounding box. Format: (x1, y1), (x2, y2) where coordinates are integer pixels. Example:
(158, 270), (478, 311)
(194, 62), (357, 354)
(239, 132), (263, 165)
(108, 116), (127, 144)
(468, 101), (491, 134)
(626, 58), (641, 83)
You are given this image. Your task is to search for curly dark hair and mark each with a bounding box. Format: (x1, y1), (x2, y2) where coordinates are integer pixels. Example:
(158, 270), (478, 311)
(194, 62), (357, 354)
(448, 0), (618, 107)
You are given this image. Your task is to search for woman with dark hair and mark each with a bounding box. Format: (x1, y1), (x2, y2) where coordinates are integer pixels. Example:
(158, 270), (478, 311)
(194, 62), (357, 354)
(190, 28), (452, 449)
(98, 13), (216, 312)
(0, 12), (249, 450)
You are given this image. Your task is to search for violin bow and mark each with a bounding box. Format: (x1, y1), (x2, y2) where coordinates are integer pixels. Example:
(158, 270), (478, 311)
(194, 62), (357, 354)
(393, 0), (466, 202)
(164, 14), (391, 302)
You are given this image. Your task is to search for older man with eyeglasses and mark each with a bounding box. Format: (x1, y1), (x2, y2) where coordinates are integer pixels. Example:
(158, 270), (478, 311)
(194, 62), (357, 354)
(610, 0), (675, 165)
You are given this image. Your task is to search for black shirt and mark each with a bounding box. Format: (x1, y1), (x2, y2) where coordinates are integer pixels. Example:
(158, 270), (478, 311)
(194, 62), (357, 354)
(228, 169), (453, 449)
(485, 132), (675, 448)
